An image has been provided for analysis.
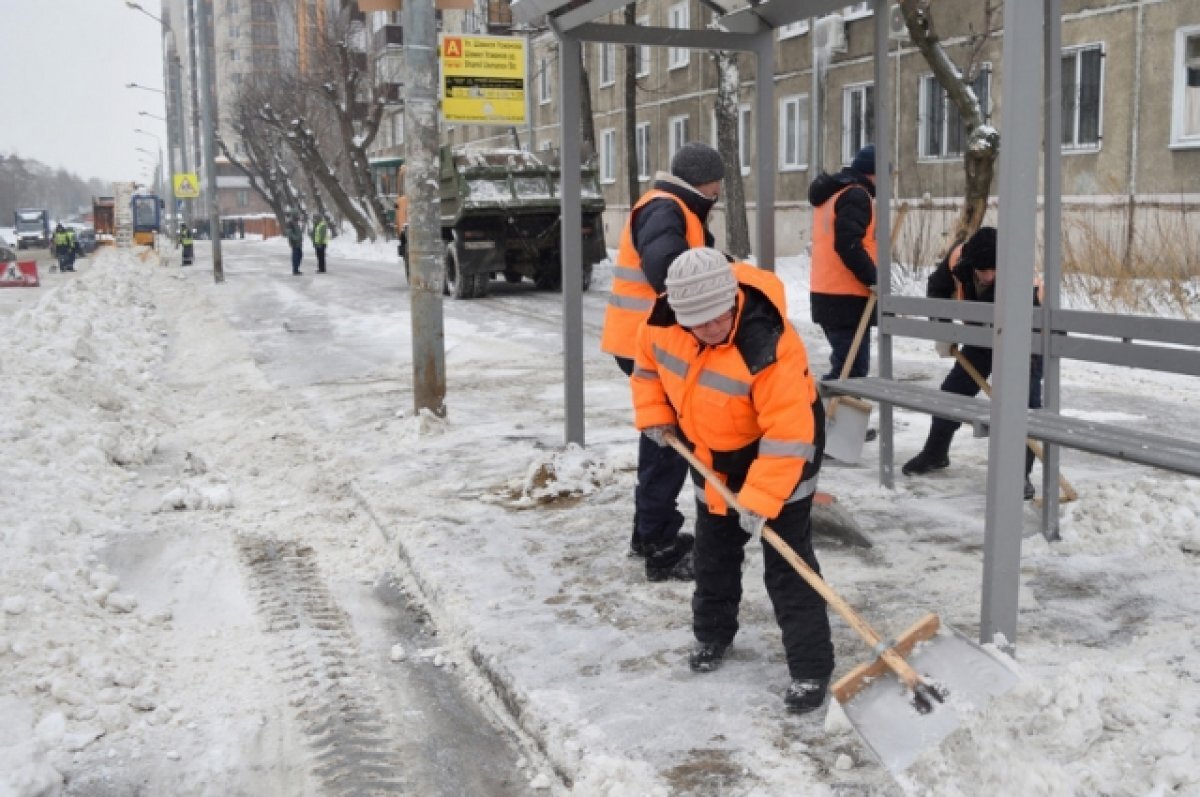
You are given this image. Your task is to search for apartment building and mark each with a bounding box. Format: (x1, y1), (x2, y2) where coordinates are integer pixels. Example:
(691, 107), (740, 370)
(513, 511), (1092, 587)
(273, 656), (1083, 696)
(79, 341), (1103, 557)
(431, 0), (1199, 264)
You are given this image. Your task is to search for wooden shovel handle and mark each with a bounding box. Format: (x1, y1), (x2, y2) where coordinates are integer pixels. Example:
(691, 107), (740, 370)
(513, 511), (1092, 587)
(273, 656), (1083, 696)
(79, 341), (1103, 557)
(663, 433), (926, 691)
(950, 347), (1078, 502)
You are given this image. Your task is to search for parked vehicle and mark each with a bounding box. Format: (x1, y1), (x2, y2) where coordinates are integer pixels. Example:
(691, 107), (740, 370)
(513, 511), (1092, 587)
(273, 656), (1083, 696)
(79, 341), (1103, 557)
(13, 209), (50, 250)
(74, 227), (97, 255)
(395, 147), (608, 300)
(130, 194), (161, 246)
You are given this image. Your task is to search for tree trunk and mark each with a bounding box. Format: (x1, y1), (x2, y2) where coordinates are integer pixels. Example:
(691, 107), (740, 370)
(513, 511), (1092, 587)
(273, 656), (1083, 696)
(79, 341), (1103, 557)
(712, 51), (751, 259)
(623, 5), (640, 209)
(579, 49), (596, 160)
(899, 0), (1000, 248)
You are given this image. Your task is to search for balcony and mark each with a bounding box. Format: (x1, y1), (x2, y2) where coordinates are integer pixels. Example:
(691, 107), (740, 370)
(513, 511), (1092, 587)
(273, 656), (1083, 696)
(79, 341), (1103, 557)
(372, 23), (403, 51)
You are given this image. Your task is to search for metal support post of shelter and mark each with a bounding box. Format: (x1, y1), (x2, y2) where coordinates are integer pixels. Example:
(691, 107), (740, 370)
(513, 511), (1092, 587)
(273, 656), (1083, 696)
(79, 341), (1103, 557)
(979, 0), (1044, 651)
(872, 0), (895, 490)
(544, 12), (778, 446)
(195, 0), (224, 282)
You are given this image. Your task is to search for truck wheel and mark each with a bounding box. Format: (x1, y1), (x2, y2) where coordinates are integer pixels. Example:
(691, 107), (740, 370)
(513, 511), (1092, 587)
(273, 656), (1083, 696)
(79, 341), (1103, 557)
(473, 272), (491, 298)
(502, 270), (522, 284)
(445, 242), (474, 299)
(533, 270), (561, 291)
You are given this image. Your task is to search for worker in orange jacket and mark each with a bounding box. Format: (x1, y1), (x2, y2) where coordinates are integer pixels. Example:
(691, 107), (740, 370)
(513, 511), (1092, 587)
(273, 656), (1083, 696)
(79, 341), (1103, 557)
(631, 247), (834, 714)
(601, 142), (724, 582)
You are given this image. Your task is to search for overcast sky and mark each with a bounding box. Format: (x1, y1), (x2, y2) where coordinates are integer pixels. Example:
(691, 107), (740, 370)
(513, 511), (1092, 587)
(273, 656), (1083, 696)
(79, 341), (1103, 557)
(0, 0), (168, 185)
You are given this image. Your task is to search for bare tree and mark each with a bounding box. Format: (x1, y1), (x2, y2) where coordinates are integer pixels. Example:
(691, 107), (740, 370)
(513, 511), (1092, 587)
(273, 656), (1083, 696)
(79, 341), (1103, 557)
(579, 47), (597, 161)
(899, 0), (1001, 246)
(712, 50), (751, 258)
(217, 82), (304, 229)
(623, 5), (640, 208)
(307, 9), (389, 235)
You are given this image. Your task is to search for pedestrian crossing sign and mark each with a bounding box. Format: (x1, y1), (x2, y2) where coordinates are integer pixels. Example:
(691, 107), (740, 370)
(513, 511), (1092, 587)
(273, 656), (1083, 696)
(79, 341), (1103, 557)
(174, 173), (200, 199)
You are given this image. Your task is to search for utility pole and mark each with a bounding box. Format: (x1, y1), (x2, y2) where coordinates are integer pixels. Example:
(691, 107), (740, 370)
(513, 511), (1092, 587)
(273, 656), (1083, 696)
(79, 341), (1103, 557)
(194, 0), (224, 282)
(404, 0), (446, 416)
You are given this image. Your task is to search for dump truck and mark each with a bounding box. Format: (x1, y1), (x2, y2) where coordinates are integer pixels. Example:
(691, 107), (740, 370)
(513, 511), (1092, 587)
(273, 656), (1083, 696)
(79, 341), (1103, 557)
(13, 209), (50, 250)
(92, 197), (116, 246)
(396, 147), (607, 300)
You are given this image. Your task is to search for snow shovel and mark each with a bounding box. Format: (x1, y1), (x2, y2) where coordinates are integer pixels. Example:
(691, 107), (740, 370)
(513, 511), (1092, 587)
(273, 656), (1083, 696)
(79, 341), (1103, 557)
(950, 345), (1079, 503)
(663, 432), (1019, 774)
(823, 204), (909, 464)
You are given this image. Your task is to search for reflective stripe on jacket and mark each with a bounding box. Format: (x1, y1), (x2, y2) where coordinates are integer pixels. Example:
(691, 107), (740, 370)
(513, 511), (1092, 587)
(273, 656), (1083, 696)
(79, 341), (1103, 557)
(600, 190), (706, 359)
(810, 184), (876, 298)
(631, 263), (819, 519)
(312, 220), (329, 246)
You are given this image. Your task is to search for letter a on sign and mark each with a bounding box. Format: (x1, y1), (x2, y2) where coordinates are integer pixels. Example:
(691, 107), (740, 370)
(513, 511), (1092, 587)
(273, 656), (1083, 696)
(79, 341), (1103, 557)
(444, 37), (462, 58)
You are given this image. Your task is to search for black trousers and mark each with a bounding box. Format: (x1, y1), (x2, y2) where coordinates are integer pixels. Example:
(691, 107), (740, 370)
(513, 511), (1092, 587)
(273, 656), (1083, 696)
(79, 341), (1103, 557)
(692, 496), (834, 681)
(315, 245), (327, 272)
(930, 346), (1044, 440)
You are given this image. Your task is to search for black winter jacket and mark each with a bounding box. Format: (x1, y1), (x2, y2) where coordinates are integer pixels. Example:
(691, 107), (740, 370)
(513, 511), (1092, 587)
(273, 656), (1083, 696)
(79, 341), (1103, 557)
(807, 168), (877, 329)
(632, 176), (717, 293)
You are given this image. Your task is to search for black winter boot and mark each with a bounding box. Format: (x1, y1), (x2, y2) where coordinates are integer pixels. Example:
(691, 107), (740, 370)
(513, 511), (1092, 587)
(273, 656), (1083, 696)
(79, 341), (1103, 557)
(902, 427), (954, 476)
(688, 641), (728, 673)
(629, 525), (646, 558)
(784, 678), (830, 714)
(645, 532), (694, 582)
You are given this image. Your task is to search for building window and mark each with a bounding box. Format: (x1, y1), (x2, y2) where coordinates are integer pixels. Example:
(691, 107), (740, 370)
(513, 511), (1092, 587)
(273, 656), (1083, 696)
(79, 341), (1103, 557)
(636, 15), (651, 77)
(842, 3), (872, 21)
(669, 115), (690, 162)
(1062, 43), (1103, 150)
(779, 21), (809, 40)
(538, 56), (551, 105)
(668, 3), (689, 70)
(599, 43), (615, 87)
(842, 82), (874, 163)
(1171, 26), (1200, 147)
(392, 113), (404, 146)
(237, 190), (249, 208)
(919, 66), (991, 160)
(779, 94), (809, 170)
(600, 128), (617, 184)
(738, 104), (752, 174)
(636, 122), (651, 181)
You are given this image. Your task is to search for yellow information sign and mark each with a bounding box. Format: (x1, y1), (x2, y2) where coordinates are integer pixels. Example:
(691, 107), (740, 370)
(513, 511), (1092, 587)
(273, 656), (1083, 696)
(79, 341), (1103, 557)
(440, 34), (526, 124)
(174, 173), (200, 199)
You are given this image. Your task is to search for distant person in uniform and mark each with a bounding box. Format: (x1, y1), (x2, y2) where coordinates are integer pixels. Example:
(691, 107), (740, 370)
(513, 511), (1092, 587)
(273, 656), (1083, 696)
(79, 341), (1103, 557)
(286, 215), (304, 275)
(178, 224), (194, 266)
(311, 215), (330, 273)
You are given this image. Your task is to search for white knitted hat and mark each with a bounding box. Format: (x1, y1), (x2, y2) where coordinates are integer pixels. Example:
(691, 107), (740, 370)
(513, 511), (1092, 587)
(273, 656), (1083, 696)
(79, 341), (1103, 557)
(665, 248), (737, 327)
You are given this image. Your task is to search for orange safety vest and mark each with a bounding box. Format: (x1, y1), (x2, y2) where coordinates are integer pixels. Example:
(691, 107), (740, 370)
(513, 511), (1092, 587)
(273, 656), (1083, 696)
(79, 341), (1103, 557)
(600, 190), (707, 359)
(810, 184), (876, 297)
(631, 263), (818, 519)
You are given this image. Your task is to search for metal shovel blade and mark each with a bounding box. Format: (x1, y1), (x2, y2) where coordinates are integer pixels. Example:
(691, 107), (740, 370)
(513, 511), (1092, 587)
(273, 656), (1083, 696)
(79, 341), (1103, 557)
(824, 396), (872, 465)
(838, 623), (1019, 775)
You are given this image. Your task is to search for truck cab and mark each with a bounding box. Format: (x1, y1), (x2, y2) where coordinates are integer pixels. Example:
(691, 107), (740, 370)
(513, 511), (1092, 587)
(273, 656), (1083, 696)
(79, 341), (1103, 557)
(14, 209), (50, 250)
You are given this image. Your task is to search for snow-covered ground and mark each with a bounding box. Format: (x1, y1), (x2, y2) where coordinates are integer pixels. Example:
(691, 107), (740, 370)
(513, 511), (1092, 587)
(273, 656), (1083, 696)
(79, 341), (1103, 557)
(1, 238), (1197, 797)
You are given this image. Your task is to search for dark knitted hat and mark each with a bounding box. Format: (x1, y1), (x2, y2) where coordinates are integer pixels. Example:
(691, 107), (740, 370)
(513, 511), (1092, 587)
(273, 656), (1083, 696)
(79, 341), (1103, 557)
(671, 142), (726, 187)
(961, 226), (998, 271)
(851, 144), (875, 176)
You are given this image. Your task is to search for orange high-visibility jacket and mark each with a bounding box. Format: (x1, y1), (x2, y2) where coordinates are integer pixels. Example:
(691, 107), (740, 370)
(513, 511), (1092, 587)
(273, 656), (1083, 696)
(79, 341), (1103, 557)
(600, 190), (706, 359)
(631, 263), (820, 519)
(810, 185), (876, 297)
